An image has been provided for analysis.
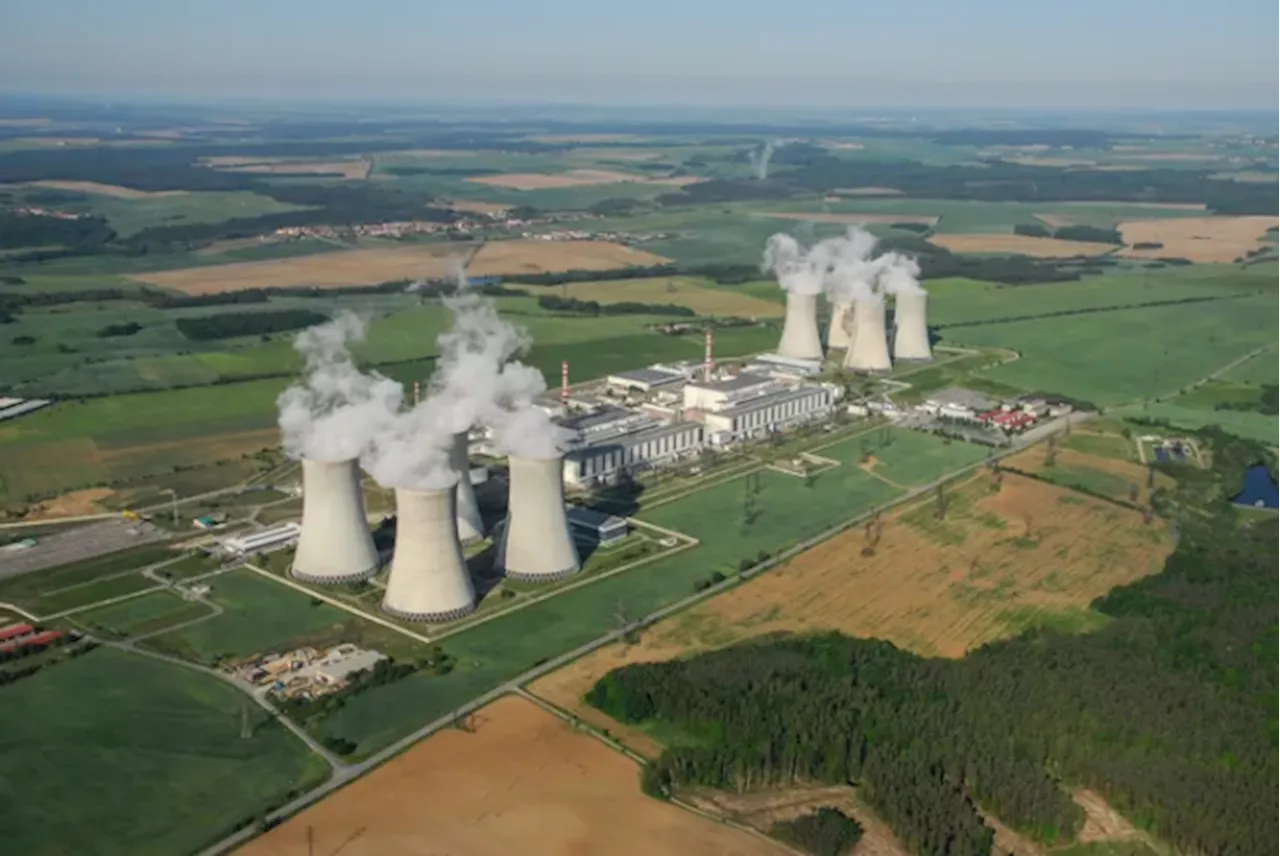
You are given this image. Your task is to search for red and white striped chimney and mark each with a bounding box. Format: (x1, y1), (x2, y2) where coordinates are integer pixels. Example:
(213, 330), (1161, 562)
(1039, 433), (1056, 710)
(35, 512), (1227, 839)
(560, 360), (570, 408)
(412, 381), (421, 406)
(703, 329), (714, 381)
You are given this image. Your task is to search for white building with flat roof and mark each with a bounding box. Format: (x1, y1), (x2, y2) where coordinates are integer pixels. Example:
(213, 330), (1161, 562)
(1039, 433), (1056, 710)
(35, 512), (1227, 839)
(220, 522), (302, 556)
(605, 365), (688, 393)
(563, 420), (704, 487)
(698, 385), (835, 445)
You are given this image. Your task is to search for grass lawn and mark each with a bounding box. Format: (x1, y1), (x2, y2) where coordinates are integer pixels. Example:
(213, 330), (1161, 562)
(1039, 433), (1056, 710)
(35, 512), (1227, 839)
(0, 646), (328, 856)
(0, 544), (176, 614)
(1061, 432), (1135, 461)
(85, 191), (312, 237)
(1114, 402), (1279, 444)
(76, 590), (213, 638)
(1221, 344), (1278, 386)
(853, 429), (992, 486)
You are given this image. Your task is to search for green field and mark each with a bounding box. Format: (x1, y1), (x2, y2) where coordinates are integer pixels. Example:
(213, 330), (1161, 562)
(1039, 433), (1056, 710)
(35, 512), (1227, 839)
(1221, 345), (1279, 386)
(77, 589), (212, 638)
(141, 568), (424, 665)
(946, 292), (1279, 406)
(307, 428), (985, 756)
(855, 429), (992, 486)
(0, 646), (328, 856)
(1060, 432), (1135, 461)
(1115, 402), (1279, 444)
(81, 191), (312, 237)
(0, 544), (176, 615)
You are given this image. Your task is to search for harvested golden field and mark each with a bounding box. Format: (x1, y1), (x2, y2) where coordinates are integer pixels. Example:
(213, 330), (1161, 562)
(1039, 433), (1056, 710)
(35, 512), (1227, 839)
(467, 239), (671, 276)
(515, 275), (783, 318)
(444, 198), (513, 216)
(1032, 213), (1074, 229)
(237, 695), (785, 856)
(1118, 215), (1279, 263)
(930, 233), (1117, 257)
(467, 168), (701, 190)
(128, 240), (666, 293)
(526, 133), (652, 143)
(760, 211), (939, 225)
(19, 180), (186, 199)
(835, 187), (905, 196)
(1059, 200), (1206, 210)
(1001, 446), (1174, 506)
(1209, 171), (1278, 184)
(531, 473), (1171, 754)
(684, 786), (907, 856)
(23, 487), (115, 521)
(214, 159), (370, 180)
(1004, 155), (1097, 167)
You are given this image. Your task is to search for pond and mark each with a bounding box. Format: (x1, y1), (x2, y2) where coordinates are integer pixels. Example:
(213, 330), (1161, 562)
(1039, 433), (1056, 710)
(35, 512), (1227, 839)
(1231, 464), (1279, 510)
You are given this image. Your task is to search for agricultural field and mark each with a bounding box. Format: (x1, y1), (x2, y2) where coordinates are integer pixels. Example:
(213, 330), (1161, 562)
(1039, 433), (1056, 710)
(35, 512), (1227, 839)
(240, 695), (784, 856)
(1117, 215), (1278, 263)
(929, 233), (1119, 258)
(78, 190), (312, 237)
(530, 472), (1172, 756)
(0, 646), (328, 856)
(1222, 344), (1279, 386)
(466, 168), (701, 190)
(1113, 402), (1279, 444)
(1001, 446), (1173, 506)
(0, 543), (177, 615)
(942, 290), (1279, 406)
(140, 568), (423, 666)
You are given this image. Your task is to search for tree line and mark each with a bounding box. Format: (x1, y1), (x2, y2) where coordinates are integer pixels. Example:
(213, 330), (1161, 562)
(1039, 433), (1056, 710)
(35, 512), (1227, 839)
(175, 309), (329, 341)
(1013, 223), (1124, 244)
(536, 294), (695, 317)
(588, 426), (1277, 856)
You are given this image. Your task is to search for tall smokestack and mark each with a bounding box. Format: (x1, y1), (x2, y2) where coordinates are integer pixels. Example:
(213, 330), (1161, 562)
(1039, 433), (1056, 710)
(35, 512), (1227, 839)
(893, 292), (932, 361)
(412, 381), (421, 406)
(381, 486), (475, 622)
(704, 329), (714, 381)
(560, 360), (570, 408)
(827, 301), (855, 350)
(843, 300), (892, 373)
(776, 293), (824, 361)
(450, 431), (483, 542)
(496, 455), (579, 582)
(292, 458), (380, 583)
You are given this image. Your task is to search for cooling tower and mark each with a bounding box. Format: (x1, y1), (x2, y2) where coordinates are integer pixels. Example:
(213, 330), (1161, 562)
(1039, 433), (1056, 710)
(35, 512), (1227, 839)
(893, 291), (932, 361)
(496, 455), (580, 582)
(381, 486), (475, 622)
(826, 300), (855, 350)
(450, 431), (483, 542)
(292, 458), (380, 584)
(776, 293), (824, 361)
(843, 300), (892, 373)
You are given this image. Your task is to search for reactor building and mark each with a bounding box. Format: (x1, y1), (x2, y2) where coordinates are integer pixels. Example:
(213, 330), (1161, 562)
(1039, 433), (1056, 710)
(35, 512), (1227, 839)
(496, 454), (580, 582)
(843, 298), (893, 373)
(381, 486), (476, 622)
(291, 458), (381, 584)
(892, 291), (932, 361)
(776, 293), (824, 361)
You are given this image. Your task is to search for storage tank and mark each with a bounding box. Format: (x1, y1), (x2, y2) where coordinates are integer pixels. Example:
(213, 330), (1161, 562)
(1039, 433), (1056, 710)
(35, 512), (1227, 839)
(776, 293), (824, 361)
(826, 300), (855, 350)
(495, 455), (580, 582)
(381, 486), (475, 622)
(450, 431), (483, 542)
(892, 291), (932, 361)
(292, 458), (380, 583)
(843, 299), (892, 373)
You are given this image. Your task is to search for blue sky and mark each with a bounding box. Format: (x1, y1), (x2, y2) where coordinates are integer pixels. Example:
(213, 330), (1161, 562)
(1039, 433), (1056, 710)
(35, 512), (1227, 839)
(2, 0), (1276, 110)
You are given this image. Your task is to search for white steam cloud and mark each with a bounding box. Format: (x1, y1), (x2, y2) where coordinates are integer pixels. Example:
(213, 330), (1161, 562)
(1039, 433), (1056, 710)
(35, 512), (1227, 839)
(748, 140), (778, 180)
(762, 227), (926, 304)
(277, 312), (404, 463)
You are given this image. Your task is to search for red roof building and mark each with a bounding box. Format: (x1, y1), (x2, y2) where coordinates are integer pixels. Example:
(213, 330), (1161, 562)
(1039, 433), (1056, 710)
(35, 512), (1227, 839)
(23, 630), (64, 648)
(0, 623), (34, 642)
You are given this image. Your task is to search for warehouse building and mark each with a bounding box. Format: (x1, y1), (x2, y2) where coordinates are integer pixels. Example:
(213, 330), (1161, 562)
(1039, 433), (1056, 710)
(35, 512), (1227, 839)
(698, 385), (835, 444)
(605, 365), (688, 394)
(220, 522), (302, 556)
(567, 507), (629, 546)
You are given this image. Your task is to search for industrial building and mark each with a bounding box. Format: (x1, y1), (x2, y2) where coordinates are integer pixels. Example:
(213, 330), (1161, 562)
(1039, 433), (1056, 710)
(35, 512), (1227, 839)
(562, 419), (704, 487)
(291, 457), (381, 584)
(220, 522), (301, 556)
(605, 365), (689, 394)
(566, 507), (629, 546)
(918, 388), (998, 422)
(682, 373), (836, 445)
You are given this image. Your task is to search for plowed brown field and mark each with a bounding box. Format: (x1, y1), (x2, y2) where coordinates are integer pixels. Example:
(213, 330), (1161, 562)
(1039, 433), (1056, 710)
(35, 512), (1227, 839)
(531, 474), (1171, 756)
(237, 695), (786, 856)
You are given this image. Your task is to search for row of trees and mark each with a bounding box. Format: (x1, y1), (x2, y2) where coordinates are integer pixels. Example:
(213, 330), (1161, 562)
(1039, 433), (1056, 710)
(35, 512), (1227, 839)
(175, 309), (328, 341)
(536, 294), (695, 317)
(588, 427), (1277, 856)
(1013, 223), (1124, 244)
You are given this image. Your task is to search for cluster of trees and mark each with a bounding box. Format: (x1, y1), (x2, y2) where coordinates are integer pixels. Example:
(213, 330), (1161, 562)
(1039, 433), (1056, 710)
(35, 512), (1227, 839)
(0, 211), (116, 251)
(768, 807), (863, 856)
(1014, 223), (1124, 244)
(95, 321), (143, 338)
(536, 294), (695, 317)
(175, 309), (328, 341)
(1213, 383), (1278, 414)
(588, 428), (1276, 856)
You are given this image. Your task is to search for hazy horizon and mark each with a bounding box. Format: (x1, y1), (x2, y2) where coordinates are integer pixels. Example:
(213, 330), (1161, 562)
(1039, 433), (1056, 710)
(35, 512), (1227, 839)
(3, 0), (1277, 112)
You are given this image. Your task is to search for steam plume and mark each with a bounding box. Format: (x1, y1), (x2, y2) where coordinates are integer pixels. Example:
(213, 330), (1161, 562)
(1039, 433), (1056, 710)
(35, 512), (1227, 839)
(277, 312), (404, 462)
(748, 140), (778, 180)
(875, 251), (925, 296)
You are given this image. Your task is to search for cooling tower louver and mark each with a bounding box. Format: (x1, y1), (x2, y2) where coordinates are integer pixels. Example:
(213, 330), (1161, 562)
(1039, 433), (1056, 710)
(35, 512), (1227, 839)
(292, 458), (380, 583)
(381, 486), (476, 623)
(496, 455), (580, 582)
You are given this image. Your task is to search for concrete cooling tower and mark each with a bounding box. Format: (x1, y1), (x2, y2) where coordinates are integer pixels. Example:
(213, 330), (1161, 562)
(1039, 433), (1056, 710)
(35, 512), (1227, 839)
(292, 458), (380, 584)
(892, 292), (932, 361)
(843, 300), (892, 373)
(450, 431), (483, 542)
(496, 455), (580, 582)
(826, 301), (855, 350)
(776, 293), (824, 361)
(381, 486), (476, 622)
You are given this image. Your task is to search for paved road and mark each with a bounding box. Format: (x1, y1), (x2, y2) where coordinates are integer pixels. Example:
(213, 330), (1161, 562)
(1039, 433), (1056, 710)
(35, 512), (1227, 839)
(195, 424), (1084, 856)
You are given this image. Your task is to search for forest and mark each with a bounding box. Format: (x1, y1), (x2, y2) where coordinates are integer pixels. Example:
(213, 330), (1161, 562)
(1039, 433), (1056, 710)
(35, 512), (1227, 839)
(587, 427), (1277, 856)
(535, 294), (696, 316)
(175, 309), (329, 341)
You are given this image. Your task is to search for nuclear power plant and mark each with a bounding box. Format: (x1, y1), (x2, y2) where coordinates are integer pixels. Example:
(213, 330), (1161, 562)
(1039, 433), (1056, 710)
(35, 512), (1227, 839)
(381, 486), (476, 622)
(893, 291), (932, 361)
(844, 299), (893, 373)
(496, 454), (580, 582)
(291, 458), (381, 583)
(450, 431), (484, 542)
(826, 301), (855, 350)
(776, 293), (824, 361)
